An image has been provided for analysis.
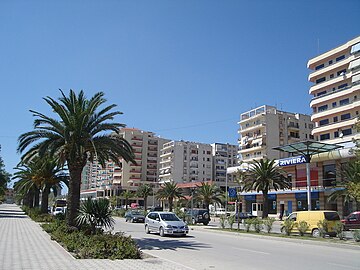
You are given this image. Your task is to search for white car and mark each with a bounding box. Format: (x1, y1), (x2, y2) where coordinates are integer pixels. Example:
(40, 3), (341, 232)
(53, 207), (65, 215)
(145, 212), (189, 237)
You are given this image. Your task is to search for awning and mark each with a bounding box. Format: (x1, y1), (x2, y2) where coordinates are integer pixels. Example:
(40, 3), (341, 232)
(350, 42), (360, 54)
(349, 58), (360, 70)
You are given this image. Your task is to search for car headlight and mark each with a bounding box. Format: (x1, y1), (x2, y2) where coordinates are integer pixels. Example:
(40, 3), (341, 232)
(166, 225), (172, 229)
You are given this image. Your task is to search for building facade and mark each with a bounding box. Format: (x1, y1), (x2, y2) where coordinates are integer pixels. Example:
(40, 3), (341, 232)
(159, 141), (213, 184)
(238, 105), (313, 162)
(308, 35), (360, 144)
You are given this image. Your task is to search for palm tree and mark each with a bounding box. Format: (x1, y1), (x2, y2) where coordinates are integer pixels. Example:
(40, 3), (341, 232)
(156, 182), (184, 212)
(13, 177), (40, 208)
(17, 90), (135, 226)
(328, 160), (360, 209)
(13, 155), (69, 213)
(193, 182), (223, 213)
(121, 190), (134, 210)
(244, 159), (290, 218)
(136, 184), (153, 211)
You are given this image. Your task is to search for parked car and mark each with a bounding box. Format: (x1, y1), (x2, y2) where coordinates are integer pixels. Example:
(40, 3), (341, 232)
(233, 212), (256, 222)
(281, 210), (340, 237)
(124, 210), (145, 223)
(53, 207), (65, 216)
(145, 211), (189, 237)
(186, 209), (210, 225)
(341, 211), (360, 230)
(149, 206), (163, 212)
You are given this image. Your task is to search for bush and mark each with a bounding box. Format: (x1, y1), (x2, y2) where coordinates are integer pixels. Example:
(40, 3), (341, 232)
(353, 229), (360, 242)
(296, 221), (310, 236)
(42, 220), (141, 259)
(282, 219), (295, 236)
(317, 219), (329, 238)
(334, 221), (345, 240)
(263, 218), (275, 234)
(244, 219), (252, 232)
(227, 215), (236, 230)
(113, 208), (126, 217)
(252, 218), (263, 233)
(219, 215), (227, 229)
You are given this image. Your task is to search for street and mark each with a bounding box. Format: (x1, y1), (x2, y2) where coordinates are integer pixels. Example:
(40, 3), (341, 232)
(113, 217), (360, 270)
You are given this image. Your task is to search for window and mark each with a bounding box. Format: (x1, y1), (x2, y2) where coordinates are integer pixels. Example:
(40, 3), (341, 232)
(318, 105), (328, 112)
(320, 133), (330, 141)
(317, 90), (327, 96)
(330, 74), (334, 79)
(336, 55), (345, 62)
(339, 98), (349, 106)
(319, 119), (329, 126)
(332, 102), (337, 108)
(338, 83), (348, 89)
(309, 124), (313, 129)
(323, 164), (336, 187)
(316, 77), (326, 84)
(341, 113), (351, 120)
(342, 128), (352, 136)
(315, 64), (324, 70)
(333, 116), (338, 122)
(309, 135), (314, 140)
(337, 69), (346, 76)
(334, 131), (339, 138)
(329, 60), (333, 65)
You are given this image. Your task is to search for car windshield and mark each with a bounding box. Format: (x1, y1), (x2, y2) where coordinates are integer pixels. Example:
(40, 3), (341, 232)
(160, 213), (180, 221)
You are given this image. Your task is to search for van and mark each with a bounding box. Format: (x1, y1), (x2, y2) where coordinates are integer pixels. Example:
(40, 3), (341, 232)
(282, 210), (340, 237)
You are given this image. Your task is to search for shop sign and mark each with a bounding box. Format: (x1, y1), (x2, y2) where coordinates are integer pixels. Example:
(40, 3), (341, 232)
(279, 156), (306, 166)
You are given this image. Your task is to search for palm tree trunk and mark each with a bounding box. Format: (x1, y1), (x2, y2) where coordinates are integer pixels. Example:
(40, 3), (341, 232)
(27, 191), (34, 208)
(67, 166), (82, 227)
(40, 185), (51, 213)
(144, 196), (148, 211)
(169, 197), (173, 212)
(262, 191), (269, 218)
(34, 189), (40, 208)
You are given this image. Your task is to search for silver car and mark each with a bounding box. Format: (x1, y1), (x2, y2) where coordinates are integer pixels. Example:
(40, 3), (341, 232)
(145, 211), (189, 237)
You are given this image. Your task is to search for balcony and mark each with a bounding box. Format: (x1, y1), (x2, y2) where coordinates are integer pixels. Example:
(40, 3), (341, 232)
(132, 136), (143, 141)
(238, 144), (263, 154)
(311, 99), (360, 121)
(312, 117), (357, 135)
(239, 122), (266, 133)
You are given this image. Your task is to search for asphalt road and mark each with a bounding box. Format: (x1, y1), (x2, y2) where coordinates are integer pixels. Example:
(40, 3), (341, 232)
(113, 217), (360, 270)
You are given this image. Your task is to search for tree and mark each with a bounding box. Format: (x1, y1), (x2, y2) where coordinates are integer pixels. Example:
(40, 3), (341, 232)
(136, 184), (153, 211)
(243, 159), (290, 218)
(193, 182), (223, 213)
(156, 182), (184, 212)
(121, 190), (134, 210)
(13, 155), (69, 213)
(0, 145), (11, 201)
(13, 177), (39, 208)
(17, 90), (135, 226)
(328, 160), (360, 210)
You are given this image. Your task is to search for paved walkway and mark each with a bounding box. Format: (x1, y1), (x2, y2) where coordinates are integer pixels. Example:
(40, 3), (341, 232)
(0, 204), (192, 270)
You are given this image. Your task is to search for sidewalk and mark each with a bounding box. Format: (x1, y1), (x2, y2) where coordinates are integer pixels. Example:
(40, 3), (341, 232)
(0, 204), (192, 270)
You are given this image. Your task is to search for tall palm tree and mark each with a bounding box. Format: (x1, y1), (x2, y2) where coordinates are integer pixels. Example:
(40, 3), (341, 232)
(328, 160), (360, 209)
(193, 182), (223, 213)
(136, 184), (153, 211)
(244, 159), (290, 218)
(13, 176), (39, 208)
(156, 182), (184, 212)
(17, 90), (135, 226)
(121, 190), (134, 210)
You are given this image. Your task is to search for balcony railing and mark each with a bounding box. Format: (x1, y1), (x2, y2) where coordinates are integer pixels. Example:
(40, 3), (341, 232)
(311, 80), (360, 101)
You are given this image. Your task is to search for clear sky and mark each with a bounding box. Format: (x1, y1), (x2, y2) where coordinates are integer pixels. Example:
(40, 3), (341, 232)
(0, 0), (359, 177)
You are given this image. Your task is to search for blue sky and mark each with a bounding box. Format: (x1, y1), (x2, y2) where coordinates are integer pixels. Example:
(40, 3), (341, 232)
(0, 0), (359, 176)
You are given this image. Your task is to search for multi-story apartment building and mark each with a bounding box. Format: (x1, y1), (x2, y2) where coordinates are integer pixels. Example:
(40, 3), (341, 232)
(238, 105), (313, 163)
(211, 143), (238, 188)
(81, 128), (170, 199)
(308, 35), (360, 144)
(159, 141), (213, 184)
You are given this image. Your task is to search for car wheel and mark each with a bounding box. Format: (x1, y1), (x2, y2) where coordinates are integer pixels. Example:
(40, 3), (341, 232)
(159, 227), (165, 237)
(145, 225), (150, 234)
(280, 226), (286, 235)
(203, 213), (209, 220)
(312, 228), (320, 237)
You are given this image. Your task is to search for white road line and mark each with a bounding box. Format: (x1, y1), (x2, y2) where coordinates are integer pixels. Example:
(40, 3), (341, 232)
(328, 263), (359, 269)
(234, 247), (270, 255)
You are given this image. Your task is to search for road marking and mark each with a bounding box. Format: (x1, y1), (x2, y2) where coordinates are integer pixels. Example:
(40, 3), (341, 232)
(234, 247), (270, 255)
(328, 263), (359, 269)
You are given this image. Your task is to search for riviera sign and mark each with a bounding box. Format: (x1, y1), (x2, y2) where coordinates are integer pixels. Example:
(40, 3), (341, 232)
(278, 156), (307, 166)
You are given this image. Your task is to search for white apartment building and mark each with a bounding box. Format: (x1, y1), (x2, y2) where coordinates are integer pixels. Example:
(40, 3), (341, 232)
(238, 105), (313, 162)
(159, 141), (213, 184)
(81, 128), (170, 197)
(211, 143), (238, 187)
(308, 36), (360, 144)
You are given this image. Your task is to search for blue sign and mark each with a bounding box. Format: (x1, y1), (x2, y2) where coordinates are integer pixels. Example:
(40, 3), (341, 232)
(279, 156), (306, 167)
(228, 188), (237, 198)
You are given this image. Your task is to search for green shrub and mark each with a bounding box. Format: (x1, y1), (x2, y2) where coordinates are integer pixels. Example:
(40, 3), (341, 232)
(227, 215), (236, 230)
(334, 221), (345, 240)
(296, 221), (310, 236)
(353, 229), (360, 242)
(282, 219), (295, 236)
(113, 209), (126, 217)
(244, 219), (252, 232)
(252, 218), (263, 233)
(317, 219), (329, 238)
(219, 215), (227, 229)
(263, 218), (275, 234)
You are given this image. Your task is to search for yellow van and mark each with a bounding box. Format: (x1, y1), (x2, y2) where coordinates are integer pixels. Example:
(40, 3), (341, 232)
(282, 210), (340, 237)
